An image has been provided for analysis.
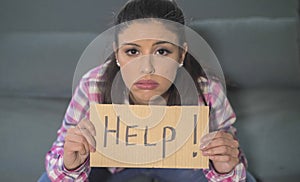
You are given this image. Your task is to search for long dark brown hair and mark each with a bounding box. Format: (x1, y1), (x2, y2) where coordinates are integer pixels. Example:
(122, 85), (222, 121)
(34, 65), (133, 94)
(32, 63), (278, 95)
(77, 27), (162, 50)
(101, 0), (207, 106)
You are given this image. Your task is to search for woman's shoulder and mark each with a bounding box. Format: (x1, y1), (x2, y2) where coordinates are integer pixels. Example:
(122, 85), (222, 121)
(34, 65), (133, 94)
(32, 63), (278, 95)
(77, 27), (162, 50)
(198, 76), (226, 95)
(80, 61), (111, 84)
(197, 76), (229, 108)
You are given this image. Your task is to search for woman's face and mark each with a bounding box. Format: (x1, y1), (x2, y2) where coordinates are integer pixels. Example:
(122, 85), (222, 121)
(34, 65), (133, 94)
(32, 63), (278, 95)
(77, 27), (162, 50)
(115, 21), (187, 105)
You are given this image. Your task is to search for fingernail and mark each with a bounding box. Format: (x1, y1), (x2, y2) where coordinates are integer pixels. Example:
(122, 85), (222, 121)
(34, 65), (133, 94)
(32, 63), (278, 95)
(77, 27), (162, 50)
(200, 142), (209, 149)
(200, 144), (206, 149)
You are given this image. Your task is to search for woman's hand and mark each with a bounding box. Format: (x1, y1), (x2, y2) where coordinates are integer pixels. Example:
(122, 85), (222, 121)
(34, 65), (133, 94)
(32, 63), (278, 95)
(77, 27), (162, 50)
(63, 118), (96, 170)
(200, 131), (239, 174)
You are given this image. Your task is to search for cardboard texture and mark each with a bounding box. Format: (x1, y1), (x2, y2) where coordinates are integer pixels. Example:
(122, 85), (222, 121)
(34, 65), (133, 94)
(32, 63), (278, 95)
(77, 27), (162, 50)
(90, 104), (209, 169)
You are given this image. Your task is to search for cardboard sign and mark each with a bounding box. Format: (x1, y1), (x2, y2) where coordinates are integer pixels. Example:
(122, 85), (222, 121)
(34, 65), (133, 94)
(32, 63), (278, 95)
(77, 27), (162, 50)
(90, 104), (209, 169)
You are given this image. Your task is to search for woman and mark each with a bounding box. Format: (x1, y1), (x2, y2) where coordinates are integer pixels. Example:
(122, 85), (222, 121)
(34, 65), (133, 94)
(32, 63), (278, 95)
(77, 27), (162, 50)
(39, 0), (255, 181)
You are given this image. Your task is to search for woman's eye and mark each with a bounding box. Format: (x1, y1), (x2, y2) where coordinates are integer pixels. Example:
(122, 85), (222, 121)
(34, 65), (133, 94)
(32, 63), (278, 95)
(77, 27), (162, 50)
(125, 49), (139, 56)
(155, 49), (171, 56)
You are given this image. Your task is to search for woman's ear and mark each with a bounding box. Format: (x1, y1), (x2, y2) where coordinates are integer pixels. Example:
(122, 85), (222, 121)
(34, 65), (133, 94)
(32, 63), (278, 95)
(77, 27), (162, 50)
(179, 42), (188, 65)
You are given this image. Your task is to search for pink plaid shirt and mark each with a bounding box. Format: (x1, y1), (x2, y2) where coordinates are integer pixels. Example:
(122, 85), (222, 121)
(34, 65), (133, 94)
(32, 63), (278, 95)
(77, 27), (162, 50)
(45, 61), (247, 182)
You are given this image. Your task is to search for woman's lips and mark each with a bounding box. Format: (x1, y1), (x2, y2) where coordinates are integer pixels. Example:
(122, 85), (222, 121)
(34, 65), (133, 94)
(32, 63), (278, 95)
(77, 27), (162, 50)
(134, 79), (159, 90)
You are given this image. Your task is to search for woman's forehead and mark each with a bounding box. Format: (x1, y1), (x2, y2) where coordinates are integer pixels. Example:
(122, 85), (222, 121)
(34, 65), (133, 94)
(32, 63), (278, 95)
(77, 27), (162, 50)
(117, 21), (179, 46)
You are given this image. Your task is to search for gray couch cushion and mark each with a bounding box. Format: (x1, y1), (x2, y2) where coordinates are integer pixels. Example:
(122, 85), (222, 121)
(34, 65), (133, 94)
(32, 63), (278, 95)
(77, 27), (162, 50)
(189, 18), (300, 88)
(1, 0), (297, 32)
(0, 33), (97, 98)
(178, 0), (298, 20)
(228, 89), (300, 181)
(0, 96), (68, 181)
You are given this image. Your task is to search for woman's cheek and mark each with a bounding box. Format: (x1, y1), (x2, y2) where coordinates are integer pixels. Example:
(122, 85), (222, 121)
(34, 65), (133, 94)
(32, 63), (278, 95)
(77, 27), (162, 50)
(119, 57), (146, 90)
(151, 56), (180, 83)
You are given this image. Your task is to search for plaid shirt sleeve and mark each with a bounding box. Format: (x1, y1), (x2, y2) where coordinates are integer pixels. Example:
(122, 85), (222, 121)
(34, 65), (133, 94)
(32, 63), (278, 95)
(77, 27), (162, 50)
(44, 65), (105, 182)
(201, 79), (247, 182)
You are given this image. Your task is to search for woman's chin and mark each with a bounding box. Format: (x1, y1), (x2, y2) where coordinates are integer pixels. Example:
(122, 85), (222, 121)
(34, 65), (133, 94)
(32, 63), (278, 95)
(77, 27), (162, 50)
(132, 94), (167, 105)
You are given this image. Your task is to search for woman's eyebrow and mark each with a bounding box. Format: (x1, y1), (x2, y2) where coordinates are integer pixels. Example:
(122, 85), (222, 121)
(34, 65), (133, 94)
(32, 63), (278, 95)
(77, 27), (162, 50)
(121, 42), (141, 47)
(153, 41), (175, 46)
(121, 41), (175, 47)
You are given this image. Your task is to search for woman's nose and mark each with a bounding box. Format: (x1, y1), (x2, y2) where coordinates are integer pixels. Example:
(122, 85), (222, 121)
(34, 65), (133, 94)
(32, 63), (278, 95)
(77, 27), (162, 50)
(140, 55), (155, 74)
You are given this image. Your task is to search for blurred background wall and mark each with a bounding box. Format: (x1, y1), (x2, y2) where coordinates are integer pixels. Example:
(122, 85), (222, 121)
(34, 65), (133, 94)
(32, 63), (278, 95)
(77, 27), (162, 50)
(1, 0), (299, 98)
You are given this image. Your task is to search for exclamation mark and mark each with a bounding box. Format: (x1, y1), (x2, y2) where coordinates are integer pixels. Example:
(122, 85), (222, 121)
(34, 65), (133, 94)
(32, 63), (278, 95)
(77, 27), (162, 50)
(193, 114), (197, 158)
